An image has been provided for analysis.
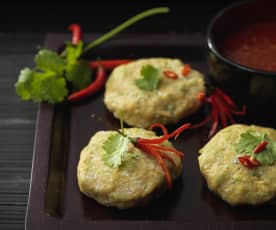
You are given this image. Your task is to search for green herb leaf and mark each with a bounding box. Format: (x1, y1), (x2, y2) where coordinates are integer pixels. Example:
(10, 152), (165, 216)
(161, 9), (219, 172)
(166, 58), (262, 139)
(135, 64), (160, 91)
(15, 69), (68, 104)
(235, 130), (276, 165)
(102, 133), (130, 168)
(65, 60), (92, 90)
(15, 68), (34, 100)
(35, 49), (66, 74)
(64, 42), (83, 64)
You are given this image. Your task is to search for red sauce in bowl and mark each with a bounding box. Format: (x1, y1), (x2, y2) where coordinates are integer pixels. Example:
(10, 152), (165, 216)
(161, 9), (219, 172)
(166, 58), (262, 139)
(221, 21), (276, 72)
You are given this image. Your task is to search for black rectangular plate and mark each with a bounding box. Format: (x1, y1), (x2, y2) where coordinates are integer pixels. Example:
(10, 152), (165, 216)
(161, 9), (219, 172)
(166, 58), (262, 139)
(25, 33), (276, 230)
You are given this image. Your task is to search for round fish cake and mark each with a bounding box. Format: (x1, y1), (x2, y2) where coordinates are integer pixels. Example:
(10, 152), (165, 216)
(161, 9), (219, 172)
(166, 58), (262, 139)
(104, 58), (205, 128)
(199, 124), (276, 205)
(77, 128), (182, 209)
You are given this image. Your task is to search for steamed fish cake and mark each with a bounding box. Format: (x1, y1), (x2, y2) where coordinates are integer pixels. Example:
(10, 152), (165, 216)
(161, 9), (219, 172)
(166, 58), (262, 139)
(199, 124), (276, 205)
(77, 128), (182, 209)
(104, 58), (205, 128)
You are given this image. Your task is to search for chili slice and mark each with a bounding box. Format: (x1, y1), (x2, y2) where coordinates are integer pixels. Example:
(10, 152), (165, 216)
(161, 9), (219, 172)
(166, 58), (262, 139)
(238, 155), (260, 169)
(163, 70), (178, 79)
(68, 65), (106, 102)
(253, 141), (268, 154)
(181, 64), (191, 77)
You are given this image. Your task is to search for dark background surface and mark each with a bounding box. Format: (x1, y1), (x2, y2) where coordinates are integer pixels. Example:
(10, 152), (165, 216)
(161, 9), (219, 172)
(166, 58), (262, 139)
(0, 1), (239, 229)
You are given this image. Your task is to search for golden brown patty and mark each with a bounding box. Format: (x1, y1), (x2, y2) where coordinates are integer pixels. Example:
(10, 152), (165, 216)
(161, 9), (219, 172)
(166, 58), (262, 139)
(77, 128), (182, 209)
(104, 58), (205, 128)
(199, 124), (276, 205)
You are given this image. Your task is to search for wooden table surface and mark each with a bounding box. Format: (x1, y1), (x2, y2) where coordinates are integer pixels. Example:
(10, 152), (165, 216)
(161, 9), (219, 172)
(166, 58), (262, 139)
(0, 2), (237, 229)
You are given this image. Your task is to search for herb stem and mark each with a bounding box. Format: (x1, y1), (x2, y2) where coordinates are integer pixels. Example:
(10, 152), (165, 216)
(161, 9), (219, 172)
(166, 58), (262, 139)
(83, 7), (170, 52)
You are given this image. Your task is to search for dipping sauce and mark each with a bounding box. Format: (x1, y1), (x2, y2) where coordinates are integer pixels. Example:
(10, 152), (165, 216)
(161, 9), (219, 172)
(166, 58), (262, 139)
(221, 21), (276, 72)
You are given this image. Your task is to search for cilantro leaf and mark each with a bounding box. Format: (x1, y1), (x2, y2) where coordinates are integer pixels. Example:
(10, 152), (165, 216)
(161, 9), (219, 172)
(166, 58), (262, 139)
(235, 130), (276, 165)
(34, 72), (68, 104)
(35, 49), (66, 74)
(15, 69), (68, 104)
(64, 42), (83, 64)
(65, 60), (92, 90)
(15, 68), (33, 100)
(135, 64), (160, 91)
(102, 133), (130, 168)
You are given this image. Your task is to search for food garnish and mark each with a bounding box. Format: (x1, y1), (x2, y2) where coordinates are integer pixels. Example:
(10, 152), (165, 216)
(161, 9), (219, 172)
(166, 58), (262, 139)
(135, 64), (161, 91)
(68, 65), (106, 102)
(235, 130), (276, 169)
(89, 60), (132, 70)
(15, 7), (170, 104)
(163, 70), (178, 79)
(192, 87), (246, 138)
(102, 120), (190, 188)
(181, 64), (191, 77)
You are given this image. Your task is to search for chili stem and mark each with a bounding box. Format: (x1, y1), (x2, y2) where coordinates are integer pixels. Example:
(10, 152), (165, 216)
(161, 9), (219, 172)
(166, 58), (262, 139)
(83, 7), (170, 52)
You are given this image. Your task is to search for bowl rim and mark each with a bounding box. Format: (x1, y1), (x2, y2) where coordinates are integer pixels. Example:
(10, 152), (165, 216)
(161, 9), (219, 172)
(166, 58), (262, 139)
(207, 0), (276, 76)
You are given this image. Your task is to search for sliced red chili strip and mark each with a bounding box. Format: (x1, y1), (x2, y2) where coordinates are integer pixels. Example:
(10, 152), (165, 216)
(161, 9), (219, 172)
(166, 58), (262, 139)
(148, 144), (184, 158)
(149, 147), (172, 188)
(215, 88), (237, 109)
(163, 70), (178, 79)
(89, 59), (132, 70)
(231, 105), (246, 116)
(191, 114), (212, 129)
(135, 142), (172, 188)
(212, 96), (227, 128)
(138, 123), (191, 144)
(158, 152), (176, 166)
(182, 64), (191, 77)
(167, 123), (191, 139)
(68, 65), (106, 102)
(149, 123), (168, 136)
(253, 141), (268, 154)
(208, 97), (219, 138)
(68, 24), (82, 45)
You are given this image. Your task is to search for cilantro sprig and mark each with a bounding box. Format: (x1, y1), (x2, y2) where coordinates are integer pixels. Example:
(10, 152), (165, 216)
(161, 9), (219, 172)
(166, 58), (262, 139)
(135, 64), (160, 91)
(235, 130), (276, 165)
(15, 7), (170, 104)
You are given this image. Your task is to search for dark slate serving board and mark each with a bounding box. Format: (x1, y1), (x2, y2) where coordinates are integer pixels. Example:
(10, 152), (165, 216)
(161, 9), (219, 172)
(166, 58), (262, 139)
(25, 33), (276, 230)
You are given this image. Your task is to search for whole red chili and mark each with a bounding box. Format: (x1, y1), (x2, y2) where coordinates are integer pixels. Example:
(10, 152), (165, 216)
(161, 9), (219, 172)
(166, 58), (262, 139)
(68, 24), (82, 45)
(163, 70), (178, 79)
(68, 65), (106, 102)
(89, 60), (132, 70)
(253, 141), (268, 154)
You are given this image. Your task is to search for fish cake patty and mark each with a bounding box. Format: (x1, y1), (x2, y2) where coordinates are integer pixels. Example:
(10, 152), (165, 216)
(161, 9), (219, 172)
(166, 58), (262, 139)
(199, 124), (276, 205)
(104, 58), (205, 128)
(77, 128), (182, 209)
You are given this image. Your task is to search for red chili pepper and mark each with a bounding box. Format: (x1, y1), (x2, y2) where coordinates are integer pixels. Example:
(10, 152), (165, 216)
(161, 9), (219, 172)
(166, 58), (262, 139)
(89, 60), (132, 70)
(130, 122), (190, 188)
(253, 141), (268, 154)
(138, 123), (191, 144)
(68, 24), (82, 45)
(134, 141), (172, 188)
(163, 70), (178, 79)
(181, 64), (191, 77)
(192, 88), (246, 138)
(68, 66), (106, 102)
(238, 155), (260, 169)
